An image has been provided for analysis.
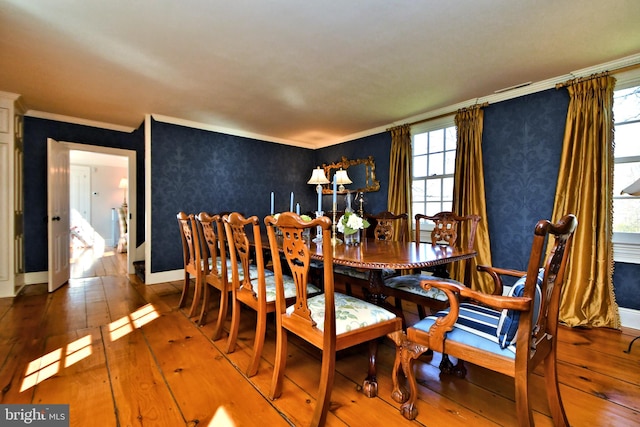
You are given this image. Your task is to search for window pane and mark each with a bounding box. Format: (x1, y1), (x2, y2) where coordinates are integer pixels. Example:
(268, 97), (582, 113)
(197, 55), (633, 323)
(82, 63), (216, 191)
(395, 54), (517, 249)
(412, 203), (424, 216)
(426, 179), (441, 201)
(443, 177), (454, 201)
(614, 162), (640, 195)
(444, 150), (456, 174)
(613, 199), (640, 233)
(412, 180), (425, 201)
(429, 129), (444, 152)
(413, 156), (427, 178)
(426, 202), (441, 216)
(614, 86), (640, 123)
(614, 122), (640, 158)
(445, 127), (457, 150)
(442, 201), (453, 212)
(428, 152), (444, 175)
(413, 133), (428, 155)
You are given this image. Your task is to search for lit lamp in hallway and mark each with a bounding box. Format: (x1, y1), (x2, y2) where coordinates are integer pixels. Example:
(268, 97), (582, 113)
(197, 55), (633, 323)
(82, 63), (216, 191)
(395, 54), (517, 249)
(119, 178), (128, 212)
(307, 167), (330, 243)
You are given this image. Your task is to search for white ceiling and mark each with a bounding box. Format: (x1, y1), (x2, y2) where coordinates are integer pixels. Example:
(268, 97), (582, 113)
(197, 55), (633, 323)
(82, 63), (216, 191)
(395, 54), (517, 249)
(2, 1), (640, 148)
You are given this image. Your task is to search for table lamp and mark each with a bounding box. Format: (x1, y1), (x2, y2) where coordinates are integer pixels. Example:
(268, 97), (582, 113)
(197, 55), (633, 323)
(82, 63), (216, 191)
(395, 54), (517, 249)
(307, 167), (330, 242)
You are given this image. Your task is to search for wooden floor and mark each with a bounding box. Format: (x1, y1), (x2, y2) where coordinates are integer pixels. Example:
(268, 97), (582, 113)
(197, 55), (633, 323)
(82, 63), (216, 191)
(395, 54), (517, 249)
(0, 247), (638, 426)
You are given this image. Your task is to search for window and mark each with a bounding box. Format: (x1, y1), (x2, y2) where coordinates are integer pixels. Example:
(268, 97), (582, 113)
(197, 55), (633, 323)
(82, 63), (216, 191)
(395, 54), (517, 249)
(613, 84), (640, 263)
(411, 119), (457, 218)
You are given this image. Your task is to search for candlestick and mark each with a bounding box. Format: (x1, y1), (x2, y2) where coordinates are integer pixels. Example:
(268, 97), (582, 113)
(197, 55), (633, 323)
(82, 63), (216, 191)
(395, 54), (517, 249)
(290, 192), (294, 212)
(332, 175), (337, 207)
(331, 174), (341, 244)
(270, 192), (274, 215)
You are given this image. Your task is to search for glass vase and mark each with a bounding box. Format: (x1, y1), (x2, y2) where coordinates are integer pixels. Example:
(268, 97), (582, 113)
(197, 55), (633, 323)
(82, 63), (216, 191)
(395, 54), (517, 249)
(344, 229), (361, 245)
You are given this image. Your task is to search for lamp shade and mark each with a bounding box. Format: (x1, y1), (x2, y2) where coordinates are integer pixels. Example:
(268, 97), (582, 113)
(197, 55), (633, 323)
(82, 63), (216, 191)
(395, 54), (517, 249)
(621, 177), (640, 196)
(307, 167), (330, 185)
(119, 178), (128, 189)
(335, 169), (352, 185)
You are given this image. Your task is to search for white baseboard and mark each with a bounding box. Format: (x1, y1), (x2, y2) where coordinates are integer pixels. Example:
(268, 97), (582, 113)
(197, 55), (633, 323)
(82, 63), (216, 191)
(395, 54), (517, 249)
(144, 269), (183, 285)
(24, 271), (47, 285)
(619, 307), (640, 330)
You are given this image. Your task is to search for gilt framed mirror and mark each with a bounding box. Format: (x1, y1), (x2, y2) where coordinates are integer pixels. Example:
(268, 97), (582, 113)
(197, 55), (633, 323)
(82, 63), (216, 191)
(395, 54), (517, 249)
(321, 156), (380, 194)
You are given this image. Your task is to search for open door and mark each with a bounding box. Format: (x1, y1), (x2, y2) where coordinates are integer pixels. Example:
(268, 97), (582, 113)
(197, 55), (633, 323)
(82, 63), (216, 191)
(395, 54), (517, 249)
(47, 138), (70, 292)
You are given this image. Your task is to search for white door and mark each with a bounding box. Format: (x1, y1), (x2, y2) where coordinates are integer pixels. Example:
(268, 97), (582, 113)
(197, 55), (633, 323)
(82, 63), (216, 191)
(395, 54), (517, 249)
(47, 138), (70, 292)
(70, 165), (92, 246)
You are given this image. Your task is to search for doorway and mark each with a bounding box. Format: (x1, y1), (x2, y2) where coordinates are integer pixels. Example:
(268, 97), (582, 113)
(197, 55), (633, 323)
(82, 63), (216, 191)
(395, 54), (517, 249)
(63, 143), (137, 275)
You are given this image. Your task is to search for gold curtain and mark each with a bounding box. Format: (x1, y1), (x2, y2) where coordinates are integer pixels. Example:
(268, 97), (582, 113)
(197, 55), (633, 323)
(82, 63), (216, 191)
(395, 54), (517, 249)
(387, 124), (412, 240)
(452, 106), (494, 293)
(553, 74), (620, 328)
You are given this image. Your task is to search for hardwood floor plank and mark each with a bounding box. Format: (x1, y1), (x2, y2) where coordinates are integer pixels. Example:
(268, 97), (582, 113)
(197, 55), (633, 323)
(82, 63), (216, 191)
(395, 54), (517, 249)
(31, 327), (117, 427)
(101, 323), (185, 426)
(141, 309), (291, 426)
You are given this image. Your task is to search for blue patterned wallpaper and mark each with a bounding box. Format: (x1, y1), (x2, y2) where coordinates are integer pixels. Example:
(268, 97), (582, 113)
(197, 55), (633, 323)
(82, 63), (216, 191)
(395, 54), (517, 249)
(482, 89), (568, 273)
(150, 119), (317, 272)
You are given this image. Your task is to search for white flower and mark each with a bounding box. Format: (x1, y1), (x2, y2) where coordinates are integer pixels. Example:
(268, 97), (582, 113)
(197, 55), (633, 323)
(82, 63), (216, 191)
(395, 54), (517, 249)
(337, 212), (370, 235)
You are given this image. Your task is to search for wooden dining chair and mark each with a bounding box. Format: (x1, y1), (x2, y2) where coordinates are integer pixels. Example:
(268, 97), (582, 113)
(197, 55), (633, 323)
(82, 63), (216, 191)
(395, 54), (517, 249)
(195, 212), (230, 339)
(223, 212), (320, 377)
(365, 210), (409, 242)
(266, 212), (402, 427)
(383, 211), (482, 322)
(176, 212), (202, 317)
(388, 214), (577, 426)
(333, 211), (408, 297)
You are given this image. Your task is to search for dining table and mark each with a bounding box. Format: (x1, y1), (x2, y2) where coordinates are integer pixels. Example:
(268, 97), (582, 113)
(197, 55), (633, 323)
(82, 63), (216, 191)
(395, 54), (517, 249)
(263, 234), (477, 307)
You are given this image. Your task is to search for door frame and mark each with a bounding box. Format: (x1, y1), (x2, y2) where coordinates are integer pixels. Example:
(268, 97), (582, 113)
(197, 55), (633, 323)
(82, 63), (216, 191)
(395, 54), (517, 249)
(59, 142), (137, 274)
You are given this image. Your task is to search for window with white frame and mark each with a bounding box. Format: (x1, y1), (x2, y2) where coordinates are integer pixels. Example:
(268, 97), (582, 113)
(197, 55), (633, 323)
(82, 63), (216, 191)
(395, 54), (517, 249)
(411, 118), (457, 238)
(613, 84), (640, 263)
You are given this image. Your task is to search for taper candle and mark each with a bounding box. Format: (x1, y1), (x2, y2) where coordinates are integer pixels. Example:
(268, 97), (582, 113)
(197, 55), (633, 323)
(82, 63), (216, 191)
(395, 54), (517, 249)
(290, 192), (294, 212)
(270, 192), (274, 215)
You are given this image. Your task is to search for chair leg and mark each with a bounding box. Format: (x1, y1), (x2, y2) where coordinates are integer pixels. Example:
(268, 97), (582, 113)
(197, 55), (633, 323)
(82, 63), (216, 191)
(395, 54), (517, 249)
(178, 272), (190, 308)
(197, 283), (212, 326)
(226, 295), (241, 354)
(310, 341), (337, 427)
(514, 371), (534, 427)
(543, 351), (570, 426)
(246, 308), (267, 377)
(386, 331), (429, 420)
(187, 273), (203, 317)
(362, 339), (379, 397)
(269, 325), (288, 400)
(211, 289), (229, 341)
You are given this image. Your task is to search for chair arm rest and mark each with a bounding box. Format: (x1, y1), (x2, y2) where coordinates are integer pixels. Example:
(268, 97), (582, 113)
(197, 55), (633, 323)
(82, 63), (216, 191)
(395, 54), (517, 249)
(476, 265), (527, 296)
(420, 279), (532, 311)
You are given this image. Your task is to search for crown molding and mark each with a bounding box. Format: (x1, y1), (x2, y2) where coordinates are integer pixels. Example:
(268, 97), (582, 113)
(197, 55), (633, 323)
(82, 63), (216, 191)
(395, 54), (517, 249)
(24, 110), (137, 133)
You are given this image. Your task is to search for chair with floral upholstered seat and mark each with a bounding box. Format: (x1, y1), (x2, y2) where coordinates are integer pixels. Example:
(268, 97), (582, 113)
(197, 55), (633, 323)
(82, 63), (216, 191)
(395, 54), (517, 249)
(223, 212), (321, 377)
(266, 212), (402, 427)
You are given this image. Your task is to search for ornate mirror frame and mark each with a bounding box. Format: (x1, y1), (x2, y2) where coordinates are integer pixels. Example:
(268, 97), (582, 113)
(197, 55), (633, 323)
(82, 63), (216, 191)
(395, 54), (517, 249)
(321, 156), (380, 194)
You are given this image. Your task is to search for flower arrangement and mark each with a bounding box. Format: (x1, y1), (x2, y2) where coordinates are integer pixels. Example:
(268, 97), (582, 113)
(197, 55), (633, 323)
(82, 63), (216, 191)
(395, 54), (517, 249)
(337, 211), (370, 235)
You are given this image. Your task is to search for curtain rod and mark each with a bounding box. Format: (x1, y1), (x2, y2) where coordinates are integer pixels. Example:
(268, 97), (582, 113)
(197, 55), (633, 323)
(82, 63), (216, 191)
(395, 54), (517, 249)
(555, 62), (640, 89)
(406, 102), (489, 127)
